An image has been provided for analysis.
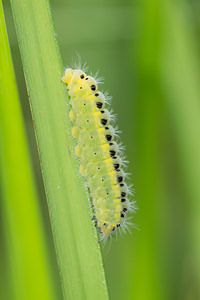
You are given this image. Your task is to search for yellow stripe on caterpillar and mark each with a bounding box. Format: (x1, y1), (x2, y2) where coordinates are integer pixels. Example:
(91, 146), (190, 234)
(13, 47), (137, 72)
(71, 125), (79, 139)
(69, 109), (76, 122)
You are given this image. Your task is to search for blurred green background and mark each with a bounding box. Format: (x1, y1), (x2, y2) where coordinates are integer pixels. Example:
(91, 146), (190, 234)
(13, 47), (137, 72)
(2, 0), (200, 299)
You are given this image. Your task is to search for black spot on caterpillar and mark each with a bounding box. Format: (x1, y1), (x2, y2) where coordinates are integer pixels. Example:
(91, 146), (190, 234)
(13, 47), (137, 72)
(101, 119), (107, 126)
(96, 102), (103, 109)
(62, 67), (135, 238)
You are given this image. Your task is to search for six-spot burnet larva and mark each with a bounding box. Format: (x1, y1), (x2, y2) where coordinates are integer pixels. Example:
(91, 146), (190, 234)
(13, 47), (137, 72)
(62, 67), (135, 238)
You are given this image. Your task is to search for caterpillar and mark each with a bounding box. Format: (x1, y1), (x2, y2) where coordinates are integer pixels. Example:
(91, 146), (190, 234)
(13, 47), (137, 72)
(62, 67), (134, 238)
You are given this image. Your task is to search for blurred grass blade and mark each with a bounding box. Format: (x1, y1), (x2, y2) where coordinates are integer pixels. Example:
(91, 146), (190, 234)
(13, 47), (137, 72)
(162, 0), (200, 285)
(130, 1), (165, 299)
(9, 0), (109, 299)
(0, 2), (59, 299)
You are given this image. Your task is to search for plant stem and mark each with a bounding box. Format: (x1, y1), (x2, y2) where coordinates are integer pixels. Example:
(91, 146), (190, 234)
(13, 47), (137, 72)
(9, 0), (109, 299)
(0, 1), (58, 299)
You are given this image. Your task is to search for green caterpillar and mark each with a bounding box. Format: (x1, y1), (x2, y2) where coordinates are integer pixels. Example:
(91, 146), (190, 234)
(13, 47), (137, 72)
(62, 68), (134, 238)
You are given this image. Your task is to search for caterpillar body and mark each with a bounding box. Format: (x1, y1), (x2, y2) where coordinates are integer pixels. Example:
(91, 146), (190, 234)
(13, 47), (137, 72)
(62, 68), (134, 238)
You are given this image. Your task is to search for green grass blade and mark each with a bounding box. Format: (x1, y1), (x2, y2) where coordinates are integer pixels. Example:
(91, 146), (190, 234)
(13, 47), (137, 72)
(0, 2), (59, 299)
(9, 0), (109, 299)
(129, 1), (165, 299)
(162, 0), (200, 284)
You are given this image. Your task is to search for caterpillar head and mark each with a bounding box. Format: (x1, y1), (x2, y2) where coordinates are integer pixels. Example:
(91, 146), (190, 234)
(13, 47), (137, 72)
(62, 69), (87, 86)
(66, 70), (98, 97)
(61, 68), (74, 85)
